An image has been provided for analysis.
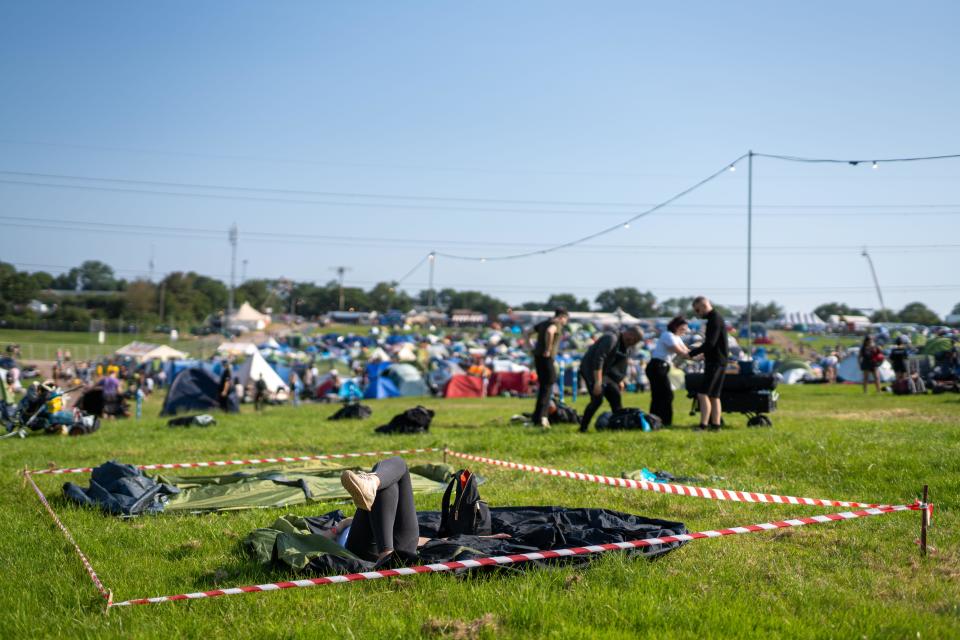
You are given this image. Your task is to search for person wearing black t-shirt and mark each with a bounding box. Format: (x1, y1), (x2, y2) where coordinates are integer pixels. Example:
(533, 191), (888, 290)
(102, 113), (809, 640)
(529, 308), (569, 429)
(578, 326), (643, 432)
(889, 337), (909, 381)
(687, 297), (728, 431)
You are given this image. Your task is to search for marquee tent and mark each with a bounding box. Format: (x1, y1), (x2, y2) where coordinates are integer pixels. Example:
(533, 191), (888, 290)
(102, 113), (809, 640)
(115, 342), (188, 362)
(229, 301), (271, 330)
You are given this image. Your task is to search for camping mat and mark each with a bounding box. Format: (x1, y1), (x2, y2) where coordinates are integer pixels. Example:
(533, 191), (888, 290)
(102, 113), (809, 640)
(244, 507), (687, 576)
(156, 463), (454, 513)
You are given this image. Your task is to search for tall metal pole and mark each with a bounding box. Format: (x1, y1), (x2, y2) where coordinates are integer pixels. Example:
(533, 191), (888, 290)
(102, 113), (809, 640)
(228, 223), (238, 318)
(746, 150), (754, 350)
(427, 252), (436, 308)
(241, 259), (248, 284)
(862, 248), (886, 321)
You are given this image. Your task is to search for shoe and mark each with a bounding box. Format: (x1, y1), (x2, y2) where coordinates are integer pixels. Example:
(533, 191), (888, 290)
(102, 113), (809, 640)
(695, 424), (708, 431)
(340, 470), (380, 511)
(708, 424), (721, 431)
(540, 417), (551, 430)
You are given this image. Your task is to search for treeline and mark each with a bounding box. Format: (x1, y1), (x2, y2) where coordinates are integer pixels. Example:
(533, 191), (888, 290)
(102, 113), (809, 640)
(0, 261), (954, 329)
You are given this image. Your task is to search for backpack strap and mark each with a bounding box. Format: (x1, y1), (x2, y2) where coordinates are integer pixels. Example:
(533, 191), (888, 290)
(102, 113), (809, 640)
(438, 473), (458, 537)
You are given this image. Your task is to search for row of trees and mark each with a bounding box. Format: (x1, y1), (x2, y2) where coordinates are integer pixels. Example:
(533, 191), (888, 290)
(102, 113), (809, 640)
(813, 301), (947, 326)
(0, 261), (955, 329)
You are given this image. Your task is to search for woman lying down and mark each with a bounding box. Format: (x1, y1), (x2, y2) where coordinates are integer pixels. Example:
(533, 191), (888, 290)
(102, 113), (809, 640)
(243, 457), (689, 575)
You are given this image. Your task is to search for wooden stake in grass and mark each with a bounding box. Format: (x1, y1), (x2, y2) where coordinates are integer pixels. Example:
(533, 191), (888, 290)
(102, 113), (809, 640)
(920, 484), (929, 557)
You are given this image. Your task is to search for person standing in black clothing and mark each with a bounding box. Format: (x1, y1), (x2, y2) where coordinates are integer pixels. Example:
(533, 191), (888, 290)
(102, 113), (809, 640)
(687, 297), (728, 430)
(578, 326), (643, 432)
(530, 308), (569, 429)
(645, 316), (690, 426)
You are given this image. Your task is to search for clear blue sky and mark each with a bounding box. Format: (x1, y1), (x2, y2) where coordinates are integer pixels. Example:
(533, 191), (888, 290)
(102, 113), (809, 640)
(2, 1), (958, 316)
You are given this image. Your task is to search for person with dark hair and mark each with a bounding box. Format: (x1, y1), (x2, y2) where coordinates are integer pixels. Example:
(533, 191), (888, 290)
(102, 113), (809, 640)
(529, 308), (570, 429)
(687, 297), (728, 431)
(889, 337), (909, 382)
(218, 365), (233, 412)
(645, 316), (690, 426)
(578, 326), (644, 432)
(858, 335), (882, 393)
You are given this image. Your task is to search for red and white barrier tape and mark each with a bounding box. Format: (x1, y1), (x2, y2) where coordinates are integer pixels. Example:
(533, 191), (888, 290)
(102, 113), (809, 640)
(111, 503), (922, 607)
(445, 449), (890, 509)
(23, 471), (112, 605)
(28, 447), (444, 476)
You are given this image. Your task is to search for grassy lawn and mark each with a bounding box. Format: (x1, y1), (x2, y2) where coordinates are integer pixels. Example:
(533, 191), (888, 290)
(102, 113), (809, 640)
(1, 386), (957, 639)
(0, 329), (216, 361)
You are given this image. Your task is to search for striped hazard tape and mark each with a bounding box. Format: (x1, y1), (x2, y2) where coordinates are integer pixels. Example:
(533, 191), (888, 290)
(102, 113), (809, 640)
(28, 447), (444, 476)
(111, 503), (923, 607)
(444, 449), (891, 509)
(23, 470), (113, 606)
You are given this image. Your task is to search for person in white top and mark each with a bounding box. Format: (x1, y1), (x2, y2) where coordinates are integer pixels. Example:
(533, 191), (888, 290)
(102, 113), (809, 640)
(645, 316), (690, 426)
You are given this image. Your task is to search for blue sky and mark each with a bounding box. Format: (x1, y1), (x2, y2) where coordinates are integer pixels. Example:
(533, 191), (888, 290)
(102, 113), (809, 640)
(1, 1), (958, 315)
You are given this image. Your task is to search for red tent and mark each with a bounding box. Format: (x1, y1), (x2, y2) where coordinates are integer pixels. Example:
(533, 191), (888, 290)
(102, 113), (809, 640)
(488, 371), (533, 396)
(444, 375), (485, 398)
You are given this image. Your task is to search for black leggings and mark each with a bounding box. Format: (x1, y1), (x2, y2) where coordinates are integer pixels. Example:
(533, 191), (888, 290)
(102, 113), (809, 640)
(532, 356), (556, 423)
(345, 457), (419, 561)
(645, 359), (673, 426)
(579, 373), (622, 431)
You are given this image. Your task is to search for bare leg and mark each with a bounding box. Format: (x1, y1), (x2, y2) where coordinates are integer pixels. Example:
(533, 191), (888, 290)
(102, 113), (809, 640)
(697, 393), (712, 426)
(710, 397), (722, 426)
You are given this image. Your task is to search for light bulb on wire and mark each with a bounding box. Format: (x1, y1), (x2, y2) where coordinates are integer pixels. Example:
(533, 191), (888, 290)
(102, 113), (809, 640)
(872, 161), (879, 169)
(623, 222), (630, 230)
(728, 164), (736, 172)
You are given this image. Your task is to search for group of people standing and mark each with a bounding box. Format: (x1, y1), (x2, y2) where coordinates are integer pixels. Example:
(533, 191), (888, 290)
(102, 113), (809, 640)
(529, 296), (728, 432)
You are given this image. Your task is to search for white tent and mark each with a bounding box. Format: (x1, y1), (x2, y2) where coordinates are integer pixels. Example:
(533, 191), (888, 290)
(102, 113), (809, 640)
(217, 341), (258, 357)
(229, 301), (271, 330)
(115, 342), (188, 362)
(778, 312), (827, 330)
(237, 351), (288, 394)
(837, 351), (895, 383)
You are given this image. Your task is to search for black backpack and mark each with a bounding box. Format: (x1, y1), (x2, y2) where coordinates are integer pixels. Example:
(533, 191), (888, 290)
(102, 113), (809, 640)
(328, 403), (373, 421)
(375, 406), (434, 434)
(438, 469), (491, 537)
(597, 408), (662, 431)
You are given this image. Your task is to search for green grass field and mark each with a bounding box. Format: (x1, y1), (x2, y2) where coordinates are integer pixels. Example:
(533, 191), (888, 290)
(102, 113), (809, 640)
(0, 329), (216, 361)
(1, 386), (957, 639)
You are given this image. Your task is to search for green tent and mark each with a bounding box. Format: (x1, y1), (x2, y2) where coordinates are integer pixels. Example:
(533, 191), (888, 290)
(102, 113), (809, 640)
(156, 462), (453, 513)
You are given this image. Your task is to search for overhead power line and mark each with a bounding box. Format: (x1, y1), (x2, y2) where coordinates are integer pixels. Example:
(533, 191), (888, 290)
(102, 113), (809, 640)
(756, 152), (960, 165)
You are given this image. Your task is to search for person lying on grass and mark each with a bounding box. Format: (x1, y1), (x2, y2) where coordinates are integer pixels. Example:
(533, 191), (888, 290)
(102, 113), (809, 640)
(334, 457), (509, 566)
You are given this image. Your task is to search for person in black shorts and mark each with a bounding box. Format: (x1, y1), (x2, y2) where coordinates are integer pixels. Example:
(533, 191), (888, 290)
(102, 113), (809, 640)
(687, 296), (728, 431)
(529, 308), (569, 429)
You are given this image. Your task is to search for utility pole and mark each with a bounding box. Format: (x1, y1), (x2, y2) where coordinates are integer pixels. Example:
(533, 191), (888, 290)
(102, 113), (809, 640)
(228, 223), (238, 319)
(149, 245), (155, 282)
(427, 252), (436, 308)
(746, 150), (754, 349)
(241, 259), (248, 284)
(862, 248), (887, 321)
(158, 280), (166, 323)
(330, 266), (351, 311)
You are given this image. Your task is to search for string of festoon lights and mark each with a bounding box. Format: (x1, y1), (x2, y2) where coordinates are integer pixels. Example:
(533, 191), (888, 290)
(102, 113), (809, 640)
(394, 149), (960, 282)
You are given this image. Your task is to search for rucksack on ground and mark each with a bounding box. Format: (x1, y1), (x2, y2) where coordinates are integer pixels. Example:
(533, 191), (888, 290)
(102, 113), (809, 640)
(328, 403), (373, 421)
(374, 405), (434, 434)
(551, 403), (580, 424)
(438, 468), (492, 537)
(596, 408), (662, 431)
